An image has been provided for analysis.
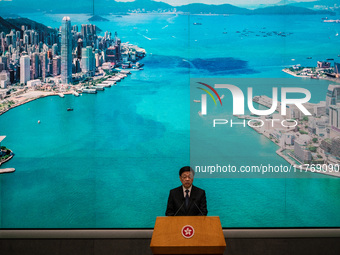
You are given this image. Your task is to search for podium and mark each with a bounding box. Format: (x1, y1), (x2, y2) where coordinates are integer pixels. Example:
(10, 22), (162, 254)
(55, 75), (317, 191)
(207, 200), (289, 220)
(150, 216), (226, 255)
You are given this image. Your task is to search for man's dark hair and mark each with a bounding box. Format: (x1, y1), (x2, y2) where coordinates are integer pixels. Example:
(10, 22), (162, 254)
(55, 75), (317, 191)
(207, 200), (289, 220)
(179, 166), (194, 176)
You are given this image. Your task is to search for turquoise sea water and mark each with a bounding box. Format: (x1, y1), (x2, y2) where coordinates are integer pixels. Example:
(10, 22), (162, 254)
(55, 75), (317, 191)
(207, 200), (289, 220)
(1, 13), (340, 228)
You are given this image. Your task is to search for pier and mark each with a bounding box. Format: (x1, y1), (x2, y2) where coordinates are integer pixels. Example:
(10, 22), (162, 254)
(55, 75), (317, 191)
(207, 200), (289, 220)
(253, 95), (280, 112)
(247, 121), (340, 178)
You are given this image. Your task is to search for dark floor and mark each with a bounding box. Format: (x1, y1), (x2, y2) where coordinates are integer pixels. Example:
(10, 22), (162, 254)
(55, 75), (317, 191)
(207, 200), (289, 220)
(1, 237), (340, 255)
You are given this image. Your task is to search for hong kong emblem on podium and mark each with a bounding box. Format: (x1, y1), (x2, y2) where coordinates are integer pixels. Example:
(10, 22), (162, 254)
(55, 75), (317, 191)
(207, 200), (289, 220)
(181, 225), (195, 238)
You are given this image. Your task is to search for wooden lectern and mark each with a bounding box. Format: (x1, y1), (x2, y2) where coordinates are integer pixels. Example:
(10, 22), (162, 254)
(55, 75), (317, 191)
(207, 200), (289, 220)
(150, 216), (226, 255)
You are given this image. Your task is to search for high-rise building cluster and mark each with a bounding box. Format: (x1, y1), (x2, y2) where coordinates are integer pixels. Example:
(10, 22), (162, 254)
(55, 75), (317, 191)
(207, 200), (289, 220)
(0, 16), (131, 88)
(250, 83), (340, 163)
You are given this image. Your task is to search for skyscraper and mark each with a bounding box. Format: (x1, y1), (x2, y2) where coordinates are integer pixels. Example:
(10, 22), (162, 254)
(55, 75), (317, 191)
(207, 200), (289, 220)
(335, 63), (340, 75)
(31, 52), (39, 79)
(61, 16), (72, 84)
(0, 56), (8, 70)
(81, 46), (95, 74)
(329, 104), (340, 131)
(53, 56), (61, 77)
(20, 55), (30, 85)
(115, 33), (121, 61)
(40, 52), (48, 80)
(77, 39), (83, 59)
(326, 84), (340, 115)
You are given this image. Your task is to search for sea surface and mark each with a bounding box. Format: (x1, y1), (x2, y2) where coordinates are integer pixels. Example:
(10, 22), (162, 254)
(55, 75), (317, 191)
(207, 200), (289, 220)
(1, 13), (340, 228)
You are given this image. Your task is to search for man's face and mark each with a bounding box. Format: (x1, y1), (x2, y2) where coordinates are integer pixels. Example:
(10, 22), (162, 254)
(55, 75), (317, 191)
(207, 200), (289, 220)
(180, 171), (194, 189)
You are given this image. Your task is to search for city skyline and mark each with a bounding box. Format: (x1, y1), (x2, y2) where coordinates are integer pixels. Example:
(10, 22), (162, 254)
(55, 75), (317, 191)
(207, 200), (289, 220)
(0, 15), (145, 96)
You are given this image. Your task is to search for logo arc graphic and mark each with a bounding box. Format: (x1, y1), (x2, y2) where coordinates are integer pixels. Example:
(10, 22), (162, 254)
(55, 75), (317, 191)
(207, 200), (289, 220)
(197, 87), (217, 105)
(198, 82), (222, 106)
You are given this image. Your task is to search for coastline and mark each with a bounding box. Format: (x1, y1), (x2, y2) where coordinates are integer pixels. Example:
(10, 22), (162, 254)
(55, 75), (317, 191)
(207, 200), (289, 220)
(0, 69), (136, 117)
(0, 154), (15, 174)
(282, 68), (340, 84)
(282, 68), (308, 78)
(0, 91), (57, 116)
(249, 123), (340, 178)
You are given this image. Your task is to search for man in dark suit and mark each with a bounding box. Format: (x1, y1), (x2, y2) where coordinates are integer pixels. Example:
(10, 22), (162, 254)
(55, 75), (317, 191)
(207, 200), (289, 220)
(166, 166), (207, 216)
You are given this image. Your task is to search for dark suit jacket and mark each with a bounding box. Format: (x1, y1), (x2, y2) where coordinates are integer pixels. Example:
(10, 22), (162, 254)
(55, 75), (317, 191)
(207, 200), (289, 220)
(165, 185), (208, 216)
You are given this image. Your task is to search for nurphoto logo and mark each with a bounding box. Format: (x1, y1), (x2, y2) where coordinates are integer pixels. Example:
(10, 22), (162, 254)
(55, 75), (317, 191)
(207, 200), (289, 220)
(198, 82), (312, 116)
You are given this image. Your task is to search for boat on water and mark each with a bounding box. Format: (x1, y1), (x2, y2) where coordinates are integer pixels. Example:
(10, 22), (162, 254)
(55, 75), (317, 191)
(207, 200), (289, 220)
(38, 120), (40, 124)
(120, 70), (131, 74)
(67, 108), (74, 111)
(82, 89), (97, 94)
(72, 91), (79, 97)
(90, 86), (105, 91)
(193, 100), (200, 103)
(193, 23), (202, 25)
(307, 57), (312, 59)
(324, 20), (340, 23)
(58, 93), (65, 98)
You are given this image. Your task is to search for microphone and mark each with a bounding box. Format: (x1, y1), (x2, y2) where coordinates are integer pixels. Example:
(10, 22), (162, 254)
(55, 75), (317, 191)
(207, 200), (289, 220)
(192, 198), (204, 216)
(174, 199), (185, 216)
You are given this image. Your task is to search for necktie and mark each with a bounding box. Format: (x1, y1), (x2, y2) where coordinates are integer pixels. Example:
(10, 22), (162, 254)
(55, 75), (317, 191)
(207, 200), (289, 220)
(185, 190), (189, 208)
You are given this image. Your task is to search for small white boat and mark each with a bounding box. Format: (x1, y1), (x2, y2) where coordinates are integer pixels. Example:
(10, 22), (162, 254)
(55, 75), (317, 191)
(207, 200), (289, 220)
(82, 89), (97, 94)
(72, 91), (79, 97)
(193, 100), (200, 103)
(38, 120), (41, 124)
(58, 93), (65, 98)
(120, 70), (131, 74)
